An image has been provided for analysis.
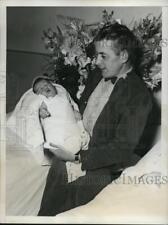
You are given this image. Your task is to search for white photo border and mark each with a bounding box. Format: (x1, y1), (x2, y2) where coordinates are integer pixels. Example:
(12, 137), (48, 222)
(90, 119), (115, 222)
(0, 0), (168, 224)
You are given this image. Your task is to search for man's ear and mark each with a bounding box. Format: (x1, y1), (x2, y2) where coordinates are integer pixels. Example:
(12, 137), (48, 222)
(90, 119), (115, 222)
(120, 50), (129, 63)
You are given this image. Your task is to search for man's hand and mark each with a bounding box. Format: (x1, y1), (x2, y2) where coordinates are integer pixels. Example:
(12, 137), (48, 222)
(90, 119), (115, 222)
(39, 102), (51, 119)
(47, 143), (76, 162)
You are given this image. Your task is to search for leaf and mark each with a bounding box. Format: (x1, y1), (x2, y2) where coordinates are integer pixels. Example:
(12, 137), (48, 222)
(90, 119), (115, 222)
(57, 25), (63, 37)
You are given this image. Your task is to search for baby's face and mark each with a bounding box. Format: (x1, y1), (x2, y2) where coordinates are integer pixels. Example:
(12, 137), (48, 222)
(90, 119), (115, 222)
(35, 80), (57, 98)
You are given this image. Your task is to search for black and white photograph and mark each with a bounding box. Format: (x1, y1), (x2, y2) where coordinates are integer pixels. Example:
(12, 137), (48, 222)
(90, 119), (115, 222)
(0, 0), (168, 223)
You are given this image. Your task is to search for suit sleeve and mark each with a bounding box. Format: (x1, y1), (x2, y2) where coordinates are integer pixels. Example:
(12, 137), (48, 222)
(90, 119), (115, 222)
(80, 93), (153, 171)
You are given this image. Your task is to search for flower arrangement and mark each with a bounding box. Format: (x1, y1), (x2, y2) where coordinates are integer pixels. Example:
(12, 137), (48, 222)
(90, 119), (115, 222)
(42, 26), (65, 81)
(42, 10), (162, 100)
(132, 14), (162, 90)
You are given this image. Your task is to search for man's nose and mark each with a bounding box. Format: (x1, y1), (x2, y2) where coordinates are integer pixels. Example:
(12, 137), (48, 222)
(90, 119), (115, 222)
(95, 54), (102, 66)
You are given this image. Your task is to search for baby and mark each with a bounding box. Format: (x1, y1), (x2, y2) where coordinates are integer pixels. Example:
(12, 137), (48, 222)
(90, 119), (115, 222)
(32, 77), (89, 155)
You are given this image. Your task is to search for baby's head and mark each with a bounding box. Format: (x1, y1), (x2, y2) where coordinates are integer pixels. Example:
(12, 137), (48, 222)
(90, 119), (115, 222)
(32, 77), (57, 98)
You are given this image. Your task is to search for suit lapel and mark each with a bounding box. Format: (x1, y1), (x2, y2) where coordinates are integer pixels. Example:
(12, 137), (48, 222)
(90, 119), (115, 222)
(91, 75), (130, 136)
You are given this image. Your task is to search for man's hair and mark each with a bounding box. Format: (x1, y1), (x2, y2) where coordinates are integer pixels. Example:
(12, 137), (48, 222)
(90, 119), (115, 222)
(32, 76), (52, 93)
(94, 23), (143, 69)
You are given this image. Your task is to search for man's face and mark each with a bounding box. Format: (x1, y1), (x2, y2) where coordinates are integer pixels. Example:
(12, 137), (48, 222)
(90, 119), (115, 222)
(35, 80), (57, 98)
(95, 40), (123, 78)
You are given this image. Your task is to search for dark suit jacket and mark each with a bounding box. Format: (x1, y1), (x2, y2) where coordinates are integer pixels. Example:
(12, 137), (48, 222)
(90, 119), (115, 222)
(79, 69), (153, 172)
(79, 67), (102, 114)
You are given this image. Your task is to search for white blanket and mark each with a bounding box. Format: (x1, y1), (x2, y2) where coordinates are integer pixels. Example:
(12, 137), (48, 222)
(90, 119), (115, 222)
(6, 127), (50, 216)
(6, 84), (83, 164)
(6, 89), (46, 164)
(41, 88), (82, 154)
(7, 88), (44, 148)
(56, 182), (168, 224)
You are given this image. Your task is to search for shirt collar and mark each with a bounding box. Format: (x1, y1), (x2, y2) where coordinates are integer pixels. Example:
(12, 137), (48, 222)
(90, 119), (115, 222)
(104, 67), (133, 84)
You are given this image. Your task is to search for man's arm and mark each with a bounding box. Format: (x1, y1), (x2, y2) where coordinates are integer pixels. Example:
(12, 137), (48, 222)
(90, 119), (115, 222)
(80, 94), (153, 171)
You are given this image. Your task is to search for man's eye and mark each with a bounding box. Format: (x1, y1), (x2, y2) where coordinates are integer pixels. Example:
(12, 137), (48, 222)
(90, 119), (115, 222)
(101, 54), (106, 59)
(95, 53), (106, 59)
(94, 53), (98, 59)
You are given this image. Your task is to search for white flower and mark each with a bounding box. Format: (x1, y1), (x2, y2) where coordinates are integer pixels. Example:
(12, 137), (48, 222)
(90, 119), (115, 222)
(47, 28), (54, 38)
(64, 57), (72, 65)
(70, 22), (78, 31)
(61, 49), (67, 55)
(76, 84), (86, 99)
(143, 71), (161, 90)
(53, 37), (58, 44)
(116, 19), (122, 24)
(78, 68), (88, 79)
(44, 37), (50, 45)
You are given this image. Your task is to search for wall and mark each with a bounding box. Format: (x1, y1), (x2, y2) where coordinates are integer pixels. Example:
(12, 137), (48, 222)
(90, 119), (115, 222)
(7, 7), (161, 53)
(7, 51), (48, 112)
(7, 7), (161, 112)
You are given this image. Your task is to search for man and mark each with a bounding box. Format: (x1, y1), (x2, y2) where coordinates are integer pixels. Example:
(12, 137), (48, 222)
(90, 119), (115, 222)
(38, 23), (152, 216)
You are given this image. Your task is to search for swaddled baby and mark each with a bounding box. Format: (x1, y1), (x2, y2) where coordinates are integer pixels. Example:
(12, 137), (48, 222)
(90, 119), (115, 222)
(32, 77), (89, 155)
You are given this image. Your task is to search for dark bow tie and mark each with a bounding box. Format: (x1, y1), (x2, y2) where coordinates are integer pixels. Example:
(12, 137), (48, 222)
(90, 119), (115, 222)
(104, 76), (117, 84)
